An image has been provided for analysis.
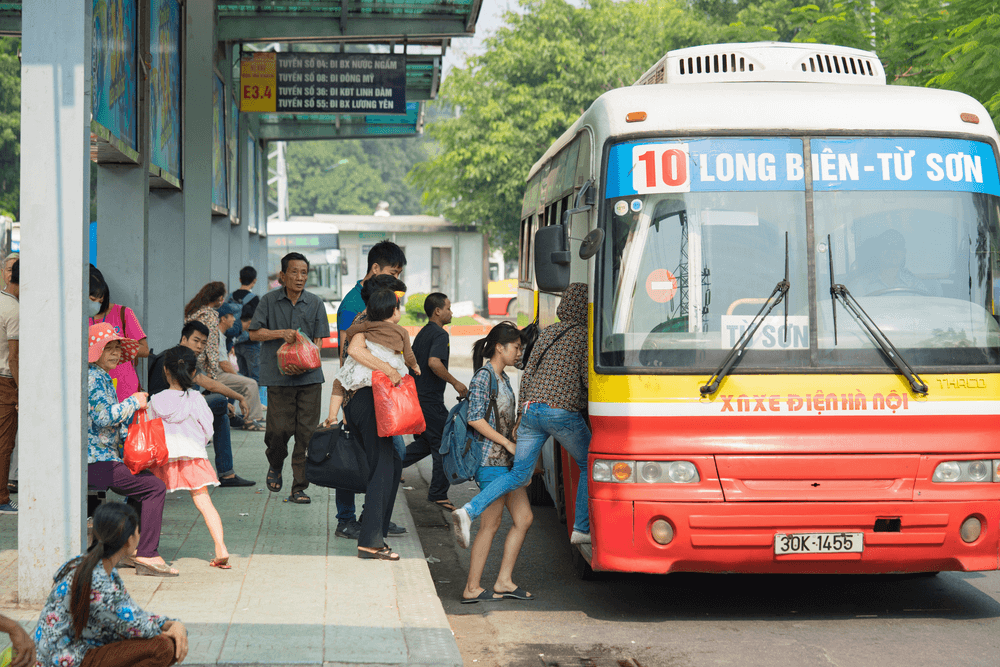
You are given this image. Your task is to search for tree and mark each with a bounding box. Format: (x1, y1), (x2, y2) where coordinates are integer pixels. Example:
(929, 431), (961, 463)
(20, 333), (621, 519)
(0, 37), (20, 219)
(410, 0), (715, 256)
(286, 137), (432, 216)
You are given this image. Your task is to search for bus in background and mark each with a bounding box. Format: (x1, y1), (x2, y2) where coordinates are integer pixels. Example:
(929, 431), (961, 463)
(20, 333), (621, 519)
(487, 249), (518, 317)
(267, 220), (345, 352)
(522, 41), (1000, 578)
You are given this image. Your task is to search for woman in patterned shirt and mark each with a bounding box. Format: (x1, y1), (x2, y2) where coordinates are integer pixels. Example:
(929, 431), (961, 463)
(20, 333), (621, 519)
(458, 322), (535, 603)
(33, 502), (188, 667)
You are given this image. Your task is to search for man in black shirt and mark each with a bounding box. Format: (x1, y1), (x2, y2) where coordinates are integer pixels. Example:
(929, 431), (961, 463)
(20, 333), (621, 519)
(402, 293), (468, 511)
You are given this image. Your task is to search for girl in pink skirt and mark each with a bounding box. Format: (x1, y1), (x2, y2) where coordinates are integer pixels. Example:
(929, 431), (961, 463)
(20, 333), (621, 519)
(148, 346), (232, 569)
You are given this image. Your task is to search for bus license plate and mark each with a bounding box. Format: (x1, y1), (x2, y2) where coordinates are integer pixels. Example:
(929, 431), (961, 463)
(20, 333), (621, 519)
(774, 532), (864, 555)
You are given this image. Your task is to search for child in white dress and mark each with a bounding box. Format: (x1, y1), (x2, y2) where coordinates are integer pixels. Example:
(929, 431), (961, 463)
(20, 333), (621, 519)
(332, 288), (420, 412)
(148, 346), (232, 569)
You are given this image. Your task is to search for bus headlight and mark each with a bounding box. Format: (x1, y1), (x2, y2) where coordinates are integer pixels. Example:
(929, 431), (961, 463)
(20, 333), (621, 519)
(667, 461), (699, 483)
(593, 460), (700, 484)
(932, 460), (1000, 483)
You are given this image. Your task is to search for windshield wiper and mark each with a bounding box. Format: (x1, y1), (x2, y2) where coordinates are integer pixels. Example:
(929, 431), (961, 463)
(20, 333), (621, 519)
(828, 281), (929, 395)
(700, 233), (789, 396)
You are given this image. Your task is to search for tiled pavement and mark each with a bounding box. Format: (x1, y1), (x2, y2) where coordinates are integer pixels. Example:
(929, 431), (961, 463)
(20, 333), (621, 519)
(0, 427), (462, 666)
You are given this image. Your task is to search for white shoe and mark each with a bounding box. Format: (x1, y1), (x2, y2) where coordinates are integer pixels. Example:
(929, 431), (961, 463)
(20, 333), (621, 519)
(570, 530), (591, 544)
(452, 508), (471, 549)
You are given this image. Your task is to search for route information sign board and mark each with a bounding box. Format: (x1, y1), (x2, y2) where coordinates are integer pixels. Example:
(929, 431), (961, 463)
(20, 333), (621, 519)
(239, 52), (406, 114)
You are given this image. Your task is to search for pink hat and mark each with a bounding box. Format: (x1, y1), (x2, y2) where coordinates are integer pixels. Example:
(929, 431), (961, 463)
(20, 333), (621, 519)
(88, 323), (140, 364)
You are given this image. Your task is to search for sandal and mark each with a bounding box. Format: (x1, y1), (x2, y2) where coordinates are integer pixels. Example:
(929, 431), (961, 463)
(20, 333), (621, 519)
(431, 499), (457, 512)
(135, 561), (179, 577)
(209, 557), (232, 569)
(495, 586), (534, 600)
(461, 589), (502, 604)
(244, 421), (265, 432)
(266, 467), (282, 493)
(358, 546), (400, 561)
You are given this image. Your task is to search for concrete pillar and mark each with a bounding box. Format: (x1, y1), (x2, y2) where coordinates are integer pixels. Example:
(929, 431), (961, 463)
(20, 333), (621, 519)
(18, 0), (91, 603)
(182, 0), (214, 300)
(148, 190), (186, 352)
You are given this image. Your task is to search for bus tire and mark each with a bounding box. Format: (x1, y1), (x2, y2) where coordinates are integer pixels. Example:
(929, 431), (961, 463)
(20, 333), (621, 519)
(506, 299), (517, 317)
(526, 473), (551, 506)
(572, 546), (597, 581)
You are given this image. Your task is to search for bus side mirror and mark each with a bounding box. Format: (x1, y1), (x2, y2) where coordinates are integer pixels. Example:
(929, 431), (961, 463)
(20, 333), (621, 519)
(534, 225), (571, 292)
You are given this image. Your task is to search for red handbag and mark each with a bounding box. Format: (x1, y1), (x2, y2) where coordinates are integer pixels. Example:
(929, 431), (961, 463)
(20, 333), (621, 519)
(123, 409), (169, 475)
(372, 371), (426, 437)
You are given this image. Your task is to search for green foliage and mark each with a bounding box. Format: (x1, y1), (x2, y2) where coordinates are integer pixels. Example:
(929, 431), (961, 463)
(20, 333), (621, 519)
(286, 137), (432, 216)
(410, 0), (715, 257)
(0, 37), (20, 219)
(405, 292), (428, 320)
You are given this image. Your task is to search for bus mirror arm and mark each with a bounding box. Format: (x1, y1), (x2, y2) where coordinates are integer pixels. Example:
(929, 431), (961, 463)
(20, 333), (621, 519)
(829, 284), (929, 396)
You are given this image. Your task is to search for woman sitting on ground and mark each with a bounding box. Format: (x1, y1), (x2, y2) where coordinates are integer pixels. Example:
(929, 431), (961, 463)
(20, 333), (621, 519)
(33, 502), (189, 667)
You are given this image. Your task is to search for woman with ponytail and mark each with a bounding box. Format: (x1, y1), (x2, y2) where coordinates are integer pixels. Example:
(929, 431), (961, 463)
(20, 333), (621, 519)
(34, 502), (189, 667)
(455, 322), (535, 603)
(147, 347), (232, 569)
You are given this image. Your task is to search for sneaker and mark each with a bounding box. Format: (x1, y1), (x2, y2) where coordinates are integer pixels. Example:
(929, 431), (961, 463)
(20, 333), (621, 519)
(335, 520), (361, 539)
(451, 508), (471, 549)
(570, 530), (591, 544)
(0, 502), (17, 514)
(386, 521), (407, 535)
(218, 475), (256, 488)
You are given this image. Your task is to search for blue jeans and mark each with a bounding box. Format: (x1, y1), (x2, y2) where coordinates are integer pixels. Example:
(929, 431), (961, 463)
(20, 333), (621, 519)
(234, 341), (261, 383)
(464, 404), (591, 534)
(335, 434), (405, 523)
(203, 393), (235, 477)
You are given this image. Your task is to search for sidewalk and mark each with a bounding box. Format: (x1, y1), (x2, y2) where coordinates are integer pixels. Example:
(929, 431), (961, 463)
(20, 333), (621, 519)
(0, 428), (463, 666)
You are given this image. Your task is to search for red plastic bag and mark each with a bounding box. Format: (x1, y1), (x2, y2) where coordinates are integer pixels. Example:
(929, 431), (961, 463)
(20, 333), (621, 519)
(372, 371), (426, 437)
(277, 331), (322, 375)
(123, 409), (169, 475)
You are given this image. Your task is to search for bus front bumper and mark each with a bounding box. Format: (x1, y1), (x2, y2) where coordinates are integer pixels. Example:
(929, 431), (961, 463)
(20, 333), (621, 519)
(590, 499), (1000, 574)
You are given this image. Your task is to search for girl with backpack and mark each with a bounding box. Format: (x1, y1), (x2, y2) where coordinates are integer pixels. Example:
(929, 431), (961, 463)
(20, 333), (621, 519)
(147, 347), (232, 569)
(458, 322), (535, 603)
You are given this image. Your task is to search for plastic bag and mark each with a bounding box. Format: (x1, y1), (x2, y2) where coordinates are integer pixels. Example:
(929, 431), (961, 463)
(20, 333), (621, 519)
(277, 330), (321, 375)
(372, 371), (426, 437)
(123, 409), (168, 475)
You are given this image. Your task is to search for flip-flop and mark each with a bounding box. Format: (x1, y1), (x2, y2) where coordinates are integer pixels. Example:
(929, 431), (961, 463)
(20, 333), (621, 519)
(266, 467), (282, 493)
(431, 499), (457, 512)
(495, 586), (534, 600)
(461, 589), (502, 604)
(209, 557), (232, 570)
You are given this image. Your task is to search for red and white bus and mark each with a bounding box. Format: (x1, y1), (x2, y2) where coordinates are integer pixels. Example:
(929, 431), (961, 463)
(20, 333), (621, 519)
(521, 41), (1000, 576)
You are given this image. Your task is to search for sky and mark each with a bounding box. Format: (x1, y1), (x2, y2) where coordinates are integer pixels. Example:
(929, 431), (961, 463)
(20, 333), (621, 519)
(441, 0), (520, 77)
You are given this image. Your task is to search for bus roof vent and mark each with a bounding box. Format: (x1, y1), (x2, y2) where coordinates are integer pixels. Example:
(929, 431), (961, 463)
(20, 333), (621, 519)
(634, 42), (886, 86)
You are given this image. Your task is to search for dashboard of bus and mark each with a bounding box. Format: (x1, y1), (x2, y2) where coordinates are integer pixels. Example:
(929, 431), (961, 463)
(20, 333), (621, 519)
(595, 135), (1000, 373)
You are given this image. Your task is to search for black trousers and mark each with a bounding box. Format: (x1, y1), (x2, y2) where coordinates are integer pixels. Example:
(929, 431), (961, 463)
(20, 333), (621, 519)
(345, 387), (398, 549)
(264, 384), (322, 495)
(402, 401), (450, 502)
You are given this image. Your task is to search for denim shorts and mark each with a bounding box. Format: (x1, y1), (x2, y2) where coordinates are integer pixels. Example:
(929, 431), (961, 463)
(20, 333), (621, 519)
(475, 465), (510, 490)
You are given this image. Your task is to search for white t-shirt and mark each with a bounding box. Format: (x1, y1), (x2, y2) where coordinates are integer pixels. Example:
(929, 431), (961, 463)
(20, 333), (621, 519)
(0, 292), (18, 379)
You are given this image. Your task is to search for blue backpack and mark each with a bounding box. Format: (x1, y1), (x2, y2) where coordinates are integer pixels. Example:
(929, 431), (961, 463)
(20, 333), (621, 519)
(440, 367), (499, 485)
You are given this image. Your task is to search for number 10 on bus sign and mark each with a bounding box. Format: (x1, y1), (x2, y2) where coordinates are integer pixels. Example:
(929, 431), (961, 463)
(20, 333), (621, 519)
(633, 143), (692, 194)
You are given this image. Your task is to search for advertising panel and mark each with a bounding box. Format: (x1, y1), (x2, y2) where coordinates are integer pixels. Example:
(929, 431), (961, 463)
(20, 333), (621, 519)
(149, 0), (181, 178)
(92, 0), (138, 149)
(229, 92), (239, 218)
(212, 73), (228, 211)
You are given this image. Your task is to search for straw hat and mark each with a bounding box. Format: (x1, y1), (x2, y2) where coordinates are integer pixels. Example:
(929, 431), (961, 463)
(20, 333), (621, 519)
(88, 322), (140, 364)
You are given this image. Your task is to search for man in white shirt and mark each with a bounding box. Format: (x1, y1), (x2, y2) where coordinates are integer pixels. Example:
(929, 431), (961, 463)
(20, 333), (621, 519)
(0, 261), (19, 513)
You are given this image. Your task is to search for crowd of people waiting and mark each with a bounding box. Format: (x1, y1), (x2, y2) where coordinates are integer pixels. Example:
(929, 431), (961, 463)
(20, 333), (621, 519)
(1, 240), (594, 664)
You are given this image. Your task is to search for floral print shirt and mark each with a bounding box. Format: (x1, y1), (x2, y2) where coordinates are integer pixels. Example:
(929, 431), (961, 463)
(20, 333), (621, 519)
(185, 306), (222, 380)
(88, 365), (140, 464)
(33, 559), (171, 667)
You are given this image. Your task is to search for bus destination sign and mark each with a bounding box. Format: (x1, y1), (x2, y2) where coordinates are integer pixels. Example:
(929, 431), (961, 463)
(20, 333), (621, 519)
(239, 52), (406, 114)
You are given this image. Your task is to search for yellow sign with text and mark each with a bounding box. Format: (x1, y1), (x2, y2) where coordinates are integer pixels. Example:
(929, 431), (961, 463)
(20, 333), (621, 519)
(239, 52), (276, 113)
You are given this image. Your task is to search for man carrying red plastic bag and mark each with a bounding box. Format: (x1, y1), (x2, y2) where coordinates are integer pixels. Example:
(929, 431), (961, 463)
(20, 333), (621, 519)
(277, 330), (322, 376)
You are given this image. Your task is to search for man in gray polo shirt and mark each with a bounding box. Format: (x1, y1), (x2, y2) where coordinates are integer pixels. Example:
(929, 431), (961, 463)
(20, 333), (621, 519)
(249, 252), (331, 504)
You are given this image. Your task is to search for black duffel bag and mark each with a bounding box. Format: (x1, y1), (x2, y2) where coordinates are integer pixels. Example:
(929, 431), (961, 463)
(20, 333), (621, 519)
(305, 422), (369, 493)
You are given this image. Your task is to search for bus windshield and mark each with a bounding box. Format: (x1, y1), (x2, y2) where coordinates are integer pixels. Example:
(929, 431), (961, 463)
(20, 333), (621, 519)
(597, 136), (1000, 372)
